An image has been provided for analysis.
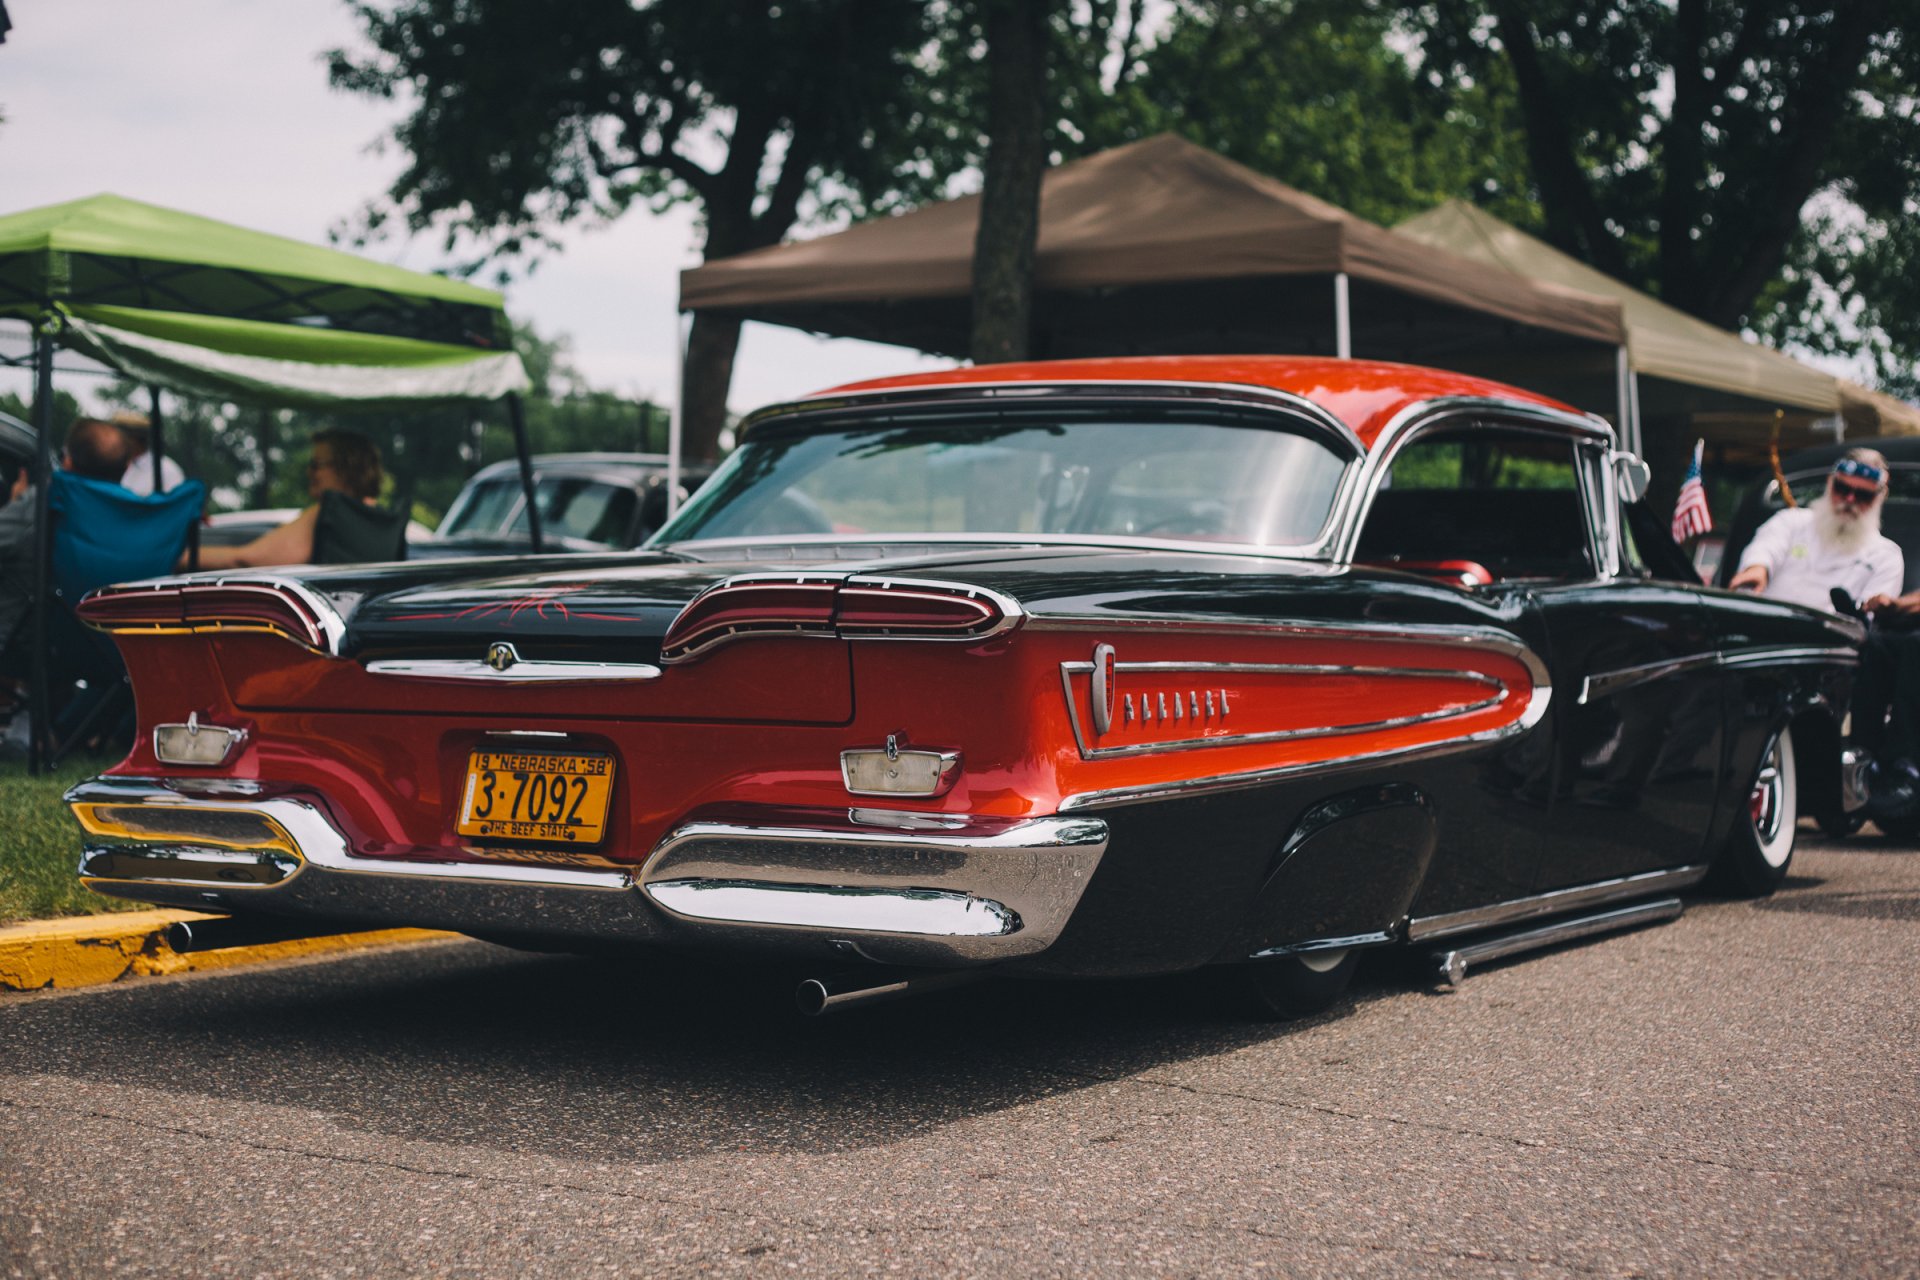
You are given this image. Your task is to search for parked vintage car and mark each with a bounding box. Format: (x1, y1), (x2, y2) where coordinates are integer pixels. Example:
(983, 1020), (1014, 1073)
(66, 358), (1861, 1016)
(421, 452), (711, 557)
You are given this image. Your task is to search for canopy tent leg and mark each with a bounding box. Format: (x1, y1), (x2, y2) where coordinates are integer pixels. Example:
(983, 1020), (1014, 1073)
(1627, 366), (1643, 456)
(1614, 345), (1634, 453)
(1333, 273), (1352, 360)
(504, 392), (544, 554)
(667, 312), (688, 519)
(146, 384), (168, 493)
(27, 328), (54, 776)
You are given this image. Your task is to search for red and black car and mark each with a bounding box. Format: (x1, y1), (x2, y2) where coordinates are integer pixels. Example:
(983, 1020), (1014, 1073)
(67, 358), (1858, 1015)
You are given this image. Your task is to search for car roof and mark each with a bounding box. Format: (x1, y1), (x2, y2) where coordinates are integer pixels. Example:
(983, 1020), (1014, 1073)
(822, 356), (1591, 450)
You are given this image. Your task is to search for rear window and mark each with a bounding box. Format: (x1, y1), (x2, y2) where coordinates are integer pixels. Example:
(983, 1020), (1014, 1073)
(656, 415), (1351, 548)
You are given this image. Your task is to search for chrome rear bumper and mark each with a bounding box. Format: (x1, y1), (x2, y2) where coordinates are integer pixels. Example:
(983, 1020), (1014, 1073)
(67, 777), (1109, 967)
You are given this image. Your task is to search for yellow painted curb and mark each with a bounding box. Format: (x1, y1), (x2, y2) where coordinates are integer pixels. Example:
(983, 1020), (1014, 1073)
(0, 908), (452, 991)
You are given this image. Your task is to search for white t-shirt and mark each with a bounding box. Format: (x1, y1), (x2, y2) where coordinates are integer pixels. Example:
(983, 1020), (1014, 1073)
(1736, 506), (1904, 612)
(120, 453), (187, 496)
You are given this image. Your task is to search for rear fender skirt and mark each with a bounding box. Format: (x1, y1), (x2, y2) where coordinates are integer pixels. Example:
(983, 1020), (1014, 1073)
(1041, 618), (1549, 811)
(1235, 784), (1439, 958)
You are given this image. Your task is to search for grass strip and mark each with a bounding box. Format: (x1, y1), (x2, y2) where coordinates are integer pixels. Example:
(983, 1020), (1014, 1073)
(0, 754), (137, 925)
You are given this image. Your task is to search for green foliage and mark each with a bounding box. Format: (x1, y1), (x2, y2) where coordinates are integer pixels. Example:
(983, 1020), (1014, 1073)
(1408, 0), (1920, 392)
(329, 0), (939, 264)
(1068, 1), (1540, 228)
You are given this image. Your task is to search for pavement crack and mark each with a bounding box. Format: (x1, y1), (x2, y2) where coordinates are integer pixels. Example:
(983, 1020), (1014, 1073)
(1038, 1066), (1920, 1195)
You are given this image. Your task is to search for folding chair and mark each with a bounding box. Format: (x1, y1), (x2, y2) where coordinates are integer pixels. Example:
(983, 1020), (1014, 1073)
(44, 472), (206, 762)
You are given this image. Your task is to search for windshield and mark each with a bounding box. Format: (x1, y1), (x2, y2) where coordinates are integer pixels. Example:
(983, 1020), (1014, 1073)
(439, 475), (639, 547)
(654, 415), (1351, 549)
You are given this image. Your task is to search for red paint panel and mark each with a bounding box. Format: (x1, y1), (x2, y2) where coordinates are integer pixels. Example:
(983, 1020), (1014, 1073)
(824, 356), (1580, 449)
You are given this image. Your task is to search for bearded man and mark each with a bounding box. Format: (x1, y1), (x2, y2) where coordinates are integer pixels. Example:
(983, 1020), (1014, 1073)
(1728, 448), (1903, 610)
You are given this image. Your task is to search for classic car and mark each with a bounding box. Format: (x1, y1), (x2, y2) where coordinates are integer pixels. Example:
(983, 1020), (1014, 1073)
(65, 357), (1861, 1017)
(422, 452), (713, 557)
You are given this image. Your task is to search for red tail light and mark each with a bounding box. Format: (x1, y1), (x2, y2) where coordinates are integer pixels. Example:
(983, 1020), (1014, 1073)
(660, 575), (1021, 664)
(78, 579), (338, 653)
(658, 577), (840, 663)
(834, 581), (1012, 639)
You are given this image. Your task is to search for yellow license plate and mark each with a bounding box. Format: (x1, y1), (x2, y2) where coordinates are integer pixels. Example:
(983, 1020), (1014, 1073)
(456, 749), (615, 845)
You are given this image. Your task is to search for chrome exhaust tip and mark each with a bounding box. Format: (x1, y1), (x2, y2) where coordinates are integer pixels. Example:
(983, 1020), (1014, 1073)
(795, 968), (985, 1016)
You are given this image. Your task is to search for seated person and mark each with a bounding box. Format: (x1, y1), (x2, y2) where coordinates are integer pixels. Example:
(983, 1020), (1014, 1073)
(1727, 448), (1903, 610)
(192, 429), (386, 570)
(113, 410), (187, 496)
(0, 417), (132, 651)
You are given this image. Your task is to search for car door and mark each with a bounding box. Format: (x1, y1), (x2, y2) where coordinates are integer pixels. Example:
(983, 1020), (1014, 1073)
(1528, 440), (1725, 890)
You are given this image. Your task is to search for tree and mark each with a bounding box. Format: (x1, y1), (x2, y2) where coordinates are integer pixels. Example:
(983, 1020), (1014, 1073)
(329, 0), (935, 461)
(1068, 1), (1539, 229)
(1409, 0), (1920, 391)
(970, 0), (1055, 363)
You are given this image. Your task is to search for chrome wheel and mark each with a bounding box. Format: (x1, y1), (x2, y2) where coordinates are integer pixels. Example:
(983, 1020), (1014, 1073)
(1750, 729), (1797, 869)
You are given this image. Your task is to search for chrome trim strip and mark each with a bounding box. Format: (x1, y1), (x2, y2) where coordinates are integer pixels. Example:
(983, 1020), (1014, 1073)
(1406, 866), (1707, 943)
(1717, 645), (1859, 669)
(1578, 651), (1722, 704)
(1579, 645), (1859, 703)
(643, 880), (1019, 937)
(1250, 930), (1395, 960)
(364, 657), (664, 682)
(1058, 658), (1507, 760)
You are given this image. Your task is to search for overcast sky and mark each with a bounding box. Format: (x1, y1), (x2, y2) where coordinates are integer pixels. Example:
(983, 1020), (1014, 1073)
(0, 0), (949, 412)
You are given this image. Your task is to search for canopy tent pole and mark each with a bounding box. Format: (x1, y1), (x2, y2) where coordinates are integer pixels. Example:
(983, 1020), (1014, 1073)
(1333, 273), (1352, 359)
(504, 392), (544, 554)
(667, 313), (688, 518)
(146, 385), (167, 493)
(1614, 345), (1630, 450)
(27, 326), (54, 775)
(1627, 367), (1644, 456)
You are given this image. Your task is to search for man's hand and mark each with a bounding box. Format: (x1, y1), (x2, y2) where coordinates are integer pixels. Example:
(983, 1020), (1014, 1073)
(1728, 563), (1769, 593)
(1864, 591), (1920, 619)
(8, 471), (27, 504)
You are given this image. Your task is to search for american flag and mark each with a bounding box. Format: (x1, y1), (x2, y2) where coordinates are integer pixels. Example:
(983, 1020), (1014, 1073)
(1671, 439), (1712, 542)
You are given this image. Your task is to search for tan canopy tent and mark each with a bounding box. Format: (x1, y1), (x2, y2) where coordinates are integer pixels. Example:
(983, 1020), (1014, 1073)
(683, 134), (1628, 412)
(1395, 200), (1920, 464)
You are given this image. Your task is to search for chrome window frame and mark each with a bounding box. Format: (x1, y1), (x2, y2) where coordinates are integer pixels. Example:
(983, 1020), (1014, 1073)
(658, 380), (1369, 563)
(1333, 396), (1617, 582)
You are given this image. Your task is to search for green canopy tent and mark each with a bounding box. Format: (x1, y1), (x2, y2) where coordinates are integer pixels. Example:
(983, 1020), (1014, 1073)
(0, 193), (539, 771)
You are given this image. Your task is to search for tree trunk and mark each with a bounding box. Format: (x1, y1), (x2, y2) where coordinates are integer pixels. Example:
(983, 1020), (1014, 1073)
(680, 311), (744, 462)
(971, 0), (1051, 365)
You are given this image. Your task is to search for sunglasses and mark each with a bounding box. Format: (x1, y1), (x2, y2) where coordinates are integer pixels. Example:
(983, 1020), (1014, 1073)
(1830, 477), (1882, 504)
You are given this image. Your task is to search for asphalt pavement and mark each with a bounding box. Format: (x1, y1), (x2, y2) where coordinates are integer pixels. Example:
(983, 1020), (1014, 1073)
(1, 829), (1915, 1278)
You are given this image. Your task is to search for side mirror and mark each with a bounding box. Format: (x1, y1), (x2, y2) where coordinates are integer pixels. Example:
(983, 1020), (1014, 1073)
(1611, 452), (1652, 504)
